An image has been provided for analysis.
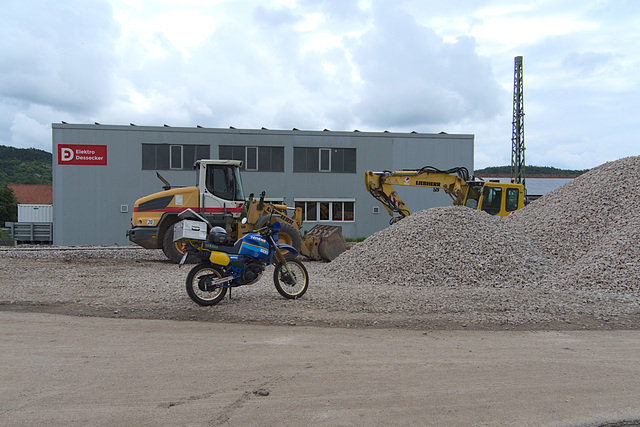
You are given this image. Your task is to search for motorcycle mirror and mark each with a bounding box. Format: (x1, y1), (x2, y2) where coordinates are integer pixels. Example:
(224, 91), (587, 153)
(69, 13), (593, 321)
(241, 217), (248, 224)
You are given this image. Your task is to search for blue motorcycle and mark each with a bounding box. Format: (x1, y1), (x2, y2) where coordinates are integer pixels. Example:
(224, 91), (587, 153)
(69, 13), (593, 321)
(179, 219), (309, 306)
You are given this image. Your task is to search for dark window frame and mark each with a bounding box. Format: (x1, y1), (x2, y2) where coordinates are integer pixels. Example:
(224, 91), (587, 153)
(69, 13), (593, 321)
(142, 143), (210, 170)
(295, 200), (355, 222)
(294, 147), (356, 173)
(219, 145), (284, 172)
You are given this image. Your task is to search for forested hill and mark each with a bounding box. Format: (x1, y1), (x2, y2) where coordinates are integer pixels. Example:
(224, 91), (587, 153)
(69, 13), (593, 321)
(474, 165), (588, 176)
(0, 145), (52, 185)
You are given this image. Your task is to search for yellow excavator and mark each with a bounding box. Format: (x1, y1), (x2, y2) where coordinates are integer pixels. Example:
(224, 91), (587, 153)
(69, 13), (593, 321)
(365, 166), (525, 224)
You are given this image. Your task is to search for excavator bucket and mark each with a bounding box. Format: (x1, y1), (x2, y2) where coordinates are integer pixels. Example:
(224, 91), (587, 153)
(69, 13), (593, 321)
(300, 225), (349, 262)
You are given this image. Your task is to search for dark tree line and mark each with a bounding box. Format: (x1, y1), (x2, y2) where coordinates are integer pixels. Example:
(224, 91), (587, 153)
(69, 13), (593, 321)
(474, 165), (588, 176)
(0, 145), (52, 186)
(0, 185), (18, 226)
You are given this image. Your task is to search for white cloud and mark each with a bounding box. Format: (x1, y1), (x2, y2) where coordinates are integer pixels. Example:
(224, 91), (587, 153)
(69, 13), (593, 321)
(0, 0), (637, 171)
(10, 113), (50, 149)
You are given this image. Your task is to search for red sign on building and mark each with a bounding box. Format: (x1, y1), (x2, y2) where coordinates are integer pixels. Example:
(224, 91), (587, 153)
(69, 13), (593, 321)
(58, 144), (107, 165)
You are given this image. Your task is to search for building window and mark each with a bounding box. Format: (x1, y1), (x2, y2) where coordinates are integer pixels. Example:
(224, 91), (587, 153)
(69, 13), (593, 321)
(320, 148), (331, 172)
(294, 147), (356, 173)
(219, 146), (284, 172)
(142, 144), (209, 170)
(170, 145), (182, 169)
(245, 147), (258, 171)
(295, 200), (355, 222)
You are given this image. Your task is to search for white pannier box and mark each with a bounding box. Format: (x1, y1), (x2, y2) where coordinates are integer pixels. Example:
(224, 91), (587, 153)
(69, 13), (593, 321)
(173, 220), (208, 242)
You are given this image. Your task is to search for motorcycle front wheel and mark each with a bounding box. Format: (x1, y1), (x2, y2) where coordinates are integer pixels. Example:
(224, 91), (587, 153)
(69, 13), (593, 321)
(273, 259), (309, 299)
(186, 264), (228, 306)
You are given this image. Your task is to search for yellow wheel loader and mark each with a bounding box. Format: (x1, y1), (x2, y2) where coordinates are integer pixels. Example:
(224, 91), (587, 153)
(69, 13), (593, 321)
(127, 159), (305, 263)
(127, 159), (347, 263)
(365, 166), (525, 224)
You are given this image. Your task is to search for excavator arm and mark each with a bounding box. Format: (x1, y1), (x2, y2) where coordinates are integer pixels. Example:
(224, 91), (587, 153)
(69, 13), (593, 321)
(365, 166), (472, 224)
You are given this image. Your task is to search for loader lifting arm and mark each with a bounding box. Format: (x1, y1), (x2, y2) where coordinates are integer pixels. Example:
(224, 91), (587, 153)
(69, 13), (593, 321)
(365, 166), (472, 224)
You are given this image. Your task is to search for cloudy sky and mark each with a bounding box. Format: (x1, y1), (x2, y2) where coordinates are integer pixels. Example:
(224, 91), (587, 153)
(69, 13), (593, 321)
(1, 0), (638, 169)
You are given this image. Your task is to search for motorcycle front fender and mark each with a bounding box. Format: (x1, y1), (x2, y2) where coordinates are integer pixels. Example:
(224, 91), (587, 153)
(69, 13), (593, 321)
(276, 243), (298, 255)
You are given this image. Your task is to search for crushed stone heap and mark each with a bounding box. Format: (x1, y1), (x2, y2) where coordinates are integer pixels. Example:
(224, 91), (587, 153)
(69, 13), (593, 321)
(506, 155), (640, 294)
(327, 155), (640, 297)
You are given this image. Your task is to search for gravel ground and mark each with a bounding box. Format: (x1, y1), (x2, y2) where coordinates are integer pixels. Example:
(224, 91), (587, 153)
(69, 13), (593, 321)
(1, 156), (639, 331)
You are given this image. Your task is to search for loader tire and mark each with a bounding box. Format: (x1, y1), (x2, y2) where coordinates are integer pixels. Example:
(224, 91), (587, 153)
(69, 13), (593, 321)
(162, 225), (195, 264)
(275, 222), (302, 260)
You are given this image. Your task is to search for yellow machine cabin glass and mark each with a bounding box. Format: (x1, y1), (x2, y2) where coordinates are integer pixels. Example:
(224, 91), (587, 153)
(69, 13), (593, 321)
(505, 188), (521, 212)
(481, 186), (503, 216)
(464, 183), (482, 209)
(205, 164), (245, 201)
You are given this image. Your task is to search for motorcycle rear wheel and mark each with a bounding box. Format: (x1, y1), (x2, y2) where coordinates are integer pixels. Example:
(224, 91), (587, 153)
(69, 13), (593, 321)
(186, 264), (228, 306)
(273, 259), (309, 299)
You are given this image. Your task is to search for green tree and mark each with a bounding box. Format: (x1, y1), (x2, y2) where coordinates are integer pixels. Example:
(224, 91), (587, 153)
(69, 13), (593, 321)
(0, 185), (18, 224)
(0, 145), (52, 185)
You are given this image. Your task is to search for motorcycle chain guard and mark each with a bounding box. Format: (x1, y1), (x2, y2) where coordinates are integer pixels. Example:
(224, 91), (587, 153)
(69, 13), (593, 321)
(198, 274), (233, 291)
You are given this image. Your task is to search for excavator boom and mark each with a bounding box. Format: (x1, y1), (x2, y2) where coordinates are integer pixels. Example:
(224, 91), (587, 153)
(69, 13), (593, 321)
(365, 166), (472, 223)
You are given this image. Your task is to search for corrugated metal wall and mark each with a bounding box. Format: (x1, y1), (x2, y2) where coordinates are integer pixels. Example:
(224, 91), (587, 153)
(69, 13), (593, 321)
(52, 124), (473, 246)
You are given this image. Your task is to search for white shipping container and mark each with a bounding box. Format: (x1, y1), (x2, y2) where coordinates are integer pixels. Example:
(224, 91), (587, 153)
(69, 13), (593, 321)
(17, 204), (53, 223)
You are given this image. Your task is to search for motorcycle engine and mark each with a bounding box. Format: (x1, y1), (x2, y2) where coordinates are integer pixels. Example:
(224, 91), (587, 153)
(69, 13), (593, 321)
(238, 260), (266, 285)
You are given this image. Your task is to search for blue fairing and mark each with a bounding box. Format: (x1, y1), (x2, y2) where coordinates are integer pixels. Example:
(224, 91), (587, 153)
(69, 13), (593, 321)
(277, 243), (298, 255)
(238, 233), (270, 259)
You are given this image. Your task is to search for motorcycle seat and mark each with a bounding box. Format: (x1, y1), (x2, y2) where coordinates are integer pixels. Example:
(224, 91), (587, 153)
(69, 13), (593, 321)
(202, 240), (242, 254)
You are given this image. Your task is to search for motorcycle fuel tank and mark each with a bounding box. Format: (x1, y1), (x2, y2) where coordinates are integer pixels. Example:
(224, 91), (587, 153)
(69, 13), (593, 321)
(238, 233), (269, 259)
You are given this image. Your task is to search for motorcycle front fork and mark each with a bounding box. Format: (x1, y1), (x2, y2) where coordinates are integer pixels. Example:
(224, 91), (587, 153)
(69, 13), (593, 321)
(270, 236), (296, 285)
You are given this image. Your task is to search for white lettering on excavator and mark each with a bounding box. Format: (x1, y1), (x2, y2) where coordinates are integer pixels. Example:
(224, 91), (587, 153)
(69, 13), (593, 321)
(416, 181), (441, 187)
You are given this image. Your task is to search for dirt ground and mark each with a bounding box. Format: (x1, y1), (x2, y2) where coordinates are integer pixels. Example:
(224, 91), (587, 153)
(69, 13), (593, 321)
(2, 312), (640, 426)
(1, 250), (640, 425)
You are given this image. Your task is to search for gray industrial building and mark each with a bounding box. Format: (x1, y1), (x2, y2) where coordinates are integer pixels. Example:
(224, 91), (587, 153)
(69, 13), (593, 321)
(51, 123), (474, 246)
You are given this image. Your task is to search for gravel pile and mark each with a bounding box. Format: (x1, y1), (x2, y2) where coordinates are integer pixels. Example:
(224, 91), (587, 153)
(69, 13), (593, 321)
(506, 155), (640, 294)
(327, 206), (548, 289)
(329, 155), (640, 297)
(320, 155), (640, 323)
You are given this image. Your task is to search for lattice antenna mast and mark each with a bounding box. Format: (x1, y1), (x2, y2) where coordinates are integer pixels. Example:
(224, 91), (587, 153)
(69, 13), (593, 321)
(511, 56), (526, 194)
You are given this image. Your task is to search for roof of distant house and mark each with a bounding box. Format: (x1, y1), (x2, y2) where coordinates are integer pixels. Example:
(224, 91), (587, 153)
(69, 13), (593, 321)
(7, 185), (52, 204)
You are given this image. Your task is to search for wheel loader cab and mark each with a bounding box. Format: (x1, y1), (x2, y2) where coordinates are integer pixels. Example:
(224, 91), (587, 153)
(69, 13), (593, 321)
(196, 160), (245, 219)
(204, 164), (245, 202)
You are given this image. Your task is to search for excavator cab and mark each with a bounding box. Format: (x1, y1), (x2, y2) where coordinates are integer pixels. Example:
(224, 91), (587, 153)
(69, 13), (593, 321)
(465, 182), (523, 217)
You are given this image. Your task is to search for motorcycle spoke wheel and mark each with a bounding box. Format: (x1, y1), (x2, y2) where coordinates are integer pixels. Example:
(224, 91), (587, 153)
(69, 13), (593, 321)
(273, 259), (309, 299)
(186, 264), (227, 306)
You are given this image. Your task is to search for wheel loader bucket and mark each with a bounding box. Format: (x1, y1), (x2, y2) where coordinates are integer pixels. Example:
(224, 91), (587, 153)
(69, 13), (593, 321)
(300, 225), (348, 262)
